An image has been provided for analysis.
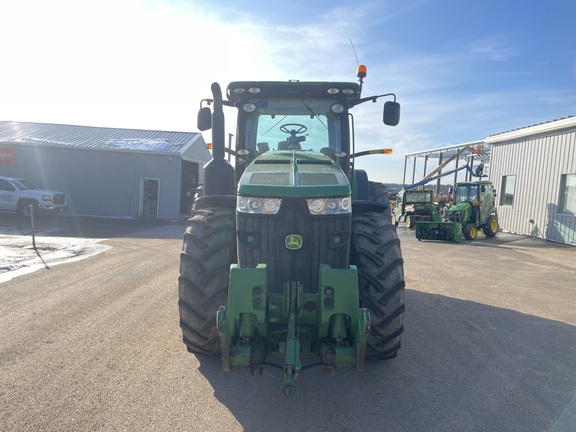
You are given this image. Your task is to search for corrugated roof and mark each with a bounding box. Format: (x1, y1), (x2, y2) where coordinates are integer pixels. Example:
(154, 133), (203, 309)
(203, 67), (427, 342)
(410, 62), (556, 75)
(0, 121), (203, 155)
(488, 115), (575, 137)
(485, 116), (576, 144)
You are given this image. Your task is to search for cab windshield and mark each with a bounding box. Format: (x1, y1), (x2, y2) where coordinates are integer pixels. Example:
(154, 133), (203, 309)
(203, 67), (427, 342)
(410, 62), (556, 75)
(405, 191), (433, 203)
(242, 99), (344, 155)
(13, 179), (39, 190)
(455, 184), (479, 202)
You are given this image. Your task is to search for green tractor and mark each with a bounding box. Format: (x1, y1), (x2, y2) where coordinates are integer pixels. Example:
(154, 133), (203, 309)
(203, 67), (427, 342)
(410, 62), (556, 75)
(178, 67), (406, 397)
(415, 180), (499, 242)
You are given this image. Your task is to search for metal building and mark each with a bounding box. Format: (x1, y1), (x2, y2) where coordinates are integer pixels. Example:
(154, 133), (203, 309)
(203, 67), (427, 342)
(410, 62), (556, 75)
(0, 121), (212, 220)
(402, 116), (576, 246)
(486, 117), (576, 245)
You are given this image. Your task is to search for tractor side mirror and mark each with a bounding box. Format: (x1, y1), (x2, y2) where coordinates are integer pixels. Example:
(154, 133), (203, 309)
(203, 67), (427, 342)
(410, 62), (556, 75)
(383, 101), (400, 126)
(197, 107), (212, 131)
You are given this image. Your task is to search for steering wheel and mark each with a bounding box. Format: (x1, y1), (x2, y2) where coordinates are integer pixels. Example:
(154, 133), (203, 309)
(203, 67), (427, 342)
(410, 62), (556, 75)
(279, 123), (307, 149)
(280, 123), (307, 135)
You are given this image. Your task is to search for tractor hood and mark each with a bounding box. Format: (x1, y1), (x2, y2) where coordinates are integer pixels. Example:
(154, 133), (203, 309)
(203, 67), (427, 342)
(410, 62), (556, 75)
(447, 202), (471, 212)
(446, 201), (472, 223)
(237, 151), (351, 198)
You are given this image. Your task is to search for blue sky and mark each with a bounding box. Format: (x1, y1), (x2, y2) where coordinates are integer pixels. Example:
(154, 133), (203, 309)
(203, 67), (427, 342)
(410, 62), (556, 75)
(1, 0), (574, 182)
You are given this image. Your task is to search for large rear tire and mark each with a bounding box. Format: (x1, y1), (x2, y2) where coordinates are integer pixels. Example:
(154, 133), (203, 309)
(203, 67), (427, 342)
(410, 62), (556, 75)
(351, 212), (406, 360)
(369, 181), (391, 221)
(483, 215), (498, 237)
(178, 208), (236, 356)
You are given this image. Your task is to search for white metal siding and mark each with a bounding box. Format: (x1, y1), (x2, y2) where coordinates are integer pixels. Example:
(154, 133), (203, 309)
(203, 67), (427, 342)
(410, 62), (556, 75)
(490, 129), (576, 245)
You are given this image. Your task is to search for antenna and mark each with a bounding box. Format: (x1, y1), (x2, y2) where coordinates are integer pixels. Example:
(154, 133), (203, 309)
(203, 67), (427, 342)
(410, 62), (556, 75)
(349, 39), (360, 67)
(349, 39), (366, 94)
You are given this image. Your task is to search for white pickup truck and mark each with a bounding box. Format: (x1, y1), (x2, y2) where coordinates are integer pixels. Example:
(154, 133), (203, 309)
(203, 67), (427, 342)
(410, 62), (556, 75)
(0, 176), (67, 217)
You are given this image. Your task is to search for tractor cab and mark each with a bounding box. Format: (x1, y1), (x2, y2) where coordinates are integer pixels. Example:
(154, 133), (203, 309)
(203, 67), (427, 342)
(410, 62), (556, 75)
(198, 80), (400, 187)
(452, 181), (495, 224)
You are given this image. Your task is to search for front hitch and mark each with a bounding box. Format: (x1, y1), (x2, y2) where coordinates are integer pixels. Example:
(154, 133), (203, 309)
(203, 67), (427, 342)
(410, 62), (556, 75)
(281, 281), (303, 398)
(217, 264), (370, 398)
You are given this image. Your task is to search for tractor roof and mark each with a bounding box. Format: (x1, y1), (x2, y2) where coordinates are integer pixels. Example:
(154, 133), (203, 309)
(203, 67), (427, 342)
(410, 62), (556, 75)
(227, 81), (361, 103)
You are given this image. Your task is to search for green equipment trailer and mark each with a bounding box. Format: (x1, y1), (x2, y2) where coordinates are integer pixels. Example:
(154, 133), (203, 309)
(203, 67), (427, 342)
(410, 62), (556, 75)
(415, 180), (499, 242)
(393, 189), (442, 228)
(178, 67), (406, 397)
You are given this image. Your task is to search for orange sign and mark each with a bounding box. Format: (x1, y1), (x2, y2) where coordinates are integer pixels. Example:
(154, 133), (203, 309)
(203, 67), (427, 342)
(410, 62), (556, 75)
(0, 148), (16, 164)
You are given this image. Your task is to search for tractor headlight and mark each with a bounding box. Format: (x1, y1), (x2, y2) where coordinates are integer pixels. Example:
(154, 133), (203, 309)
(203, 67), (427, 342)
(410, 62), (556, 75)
(307, 197), (351, 215)
(237, 196), (282, 214)
(330, 103), (344, 114)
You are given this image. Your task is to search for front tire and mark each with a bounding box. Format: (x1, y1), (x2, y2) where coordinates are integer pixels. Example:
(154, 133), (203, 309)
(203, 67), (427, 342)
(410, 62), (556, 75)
(351, 212), (405, 360)
(178, 208), (236, 356)
(17, 200), (38, 218)
(463, 223), (477, 240)
(405, 214), (416, 229)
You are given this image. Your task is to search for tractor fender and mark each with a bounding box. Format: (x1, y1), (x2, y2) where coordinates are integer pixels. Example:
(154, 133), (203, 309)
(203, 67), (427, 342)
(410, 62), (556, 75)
(353, 169), (370, 200)
(351, 170), (390, 215)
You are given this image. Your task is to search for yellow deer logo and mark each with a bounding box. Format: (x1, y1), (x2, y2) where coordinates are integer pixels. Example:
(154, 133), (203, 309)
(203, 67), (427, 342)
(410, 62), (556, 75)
(285, 234), (303, 250)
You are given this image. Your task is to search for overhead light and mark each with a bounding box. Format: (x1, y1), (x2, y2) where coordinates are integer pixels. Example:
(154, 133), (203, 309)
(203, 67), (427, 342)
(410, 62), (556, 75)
(330, 104), (344, 114)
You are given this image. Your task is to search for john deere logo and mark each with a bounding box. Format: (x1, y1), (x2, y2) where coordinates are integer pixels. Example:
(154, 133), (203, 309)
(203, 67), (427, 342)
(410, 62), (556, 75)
(285, 234), (303, 250)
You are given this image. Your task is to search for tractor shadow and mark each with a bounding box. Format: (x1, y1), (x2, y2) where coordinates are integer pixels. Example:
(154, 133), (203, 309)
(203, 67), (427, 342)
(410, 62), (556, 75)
(195, 290), (576, 432)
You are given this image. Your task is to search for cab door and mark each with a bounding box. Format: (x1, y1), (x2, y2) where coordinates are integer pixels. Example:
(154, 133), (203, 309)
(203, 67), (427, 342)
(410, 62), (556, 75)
(479, 184), (493, 221)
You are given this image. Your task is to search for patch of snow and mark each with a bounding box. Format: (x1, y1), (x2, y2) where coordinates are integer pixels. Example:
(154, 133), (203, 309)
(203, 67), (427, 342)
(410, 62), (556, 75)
(0, 234), (110, 284)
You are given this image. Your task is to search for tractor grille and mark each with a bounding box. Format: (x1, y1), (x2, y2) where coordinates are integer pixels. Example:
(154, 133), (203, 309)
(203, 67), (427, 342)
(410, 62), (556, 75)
(237, 198), (351, 293)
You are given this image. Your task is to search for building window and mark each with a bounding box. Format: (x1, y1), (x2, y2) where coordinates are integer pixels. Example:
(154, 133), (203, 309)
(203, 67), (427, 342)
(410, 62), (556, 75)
(500, 175), (516, 206)
(560, 174), (576, 215)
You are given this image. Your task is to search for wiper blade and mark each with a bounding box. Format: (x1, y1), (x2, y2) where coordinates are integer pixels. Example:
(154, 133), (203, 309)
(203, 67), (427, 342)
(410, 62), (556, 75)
(299, 99), (327, 130)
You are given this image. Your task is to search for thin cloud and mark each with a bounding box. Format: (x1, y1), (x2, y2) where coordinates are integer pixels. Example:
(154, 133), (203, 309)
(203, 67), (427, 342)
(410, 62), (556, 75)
(467, 35), (520, 62)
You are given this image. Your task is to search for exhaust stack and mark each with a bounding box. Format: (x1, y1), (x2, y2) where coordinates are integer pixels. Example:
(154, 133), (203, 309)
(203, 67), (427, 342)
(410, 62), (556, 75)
(202, 82), (235, 197)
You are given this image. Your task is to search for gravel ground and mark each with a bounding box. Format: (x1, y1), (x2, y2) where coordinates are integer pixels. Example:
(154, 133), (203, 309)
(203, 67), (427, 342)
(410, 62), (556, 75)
(1, 216), (575, 431)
